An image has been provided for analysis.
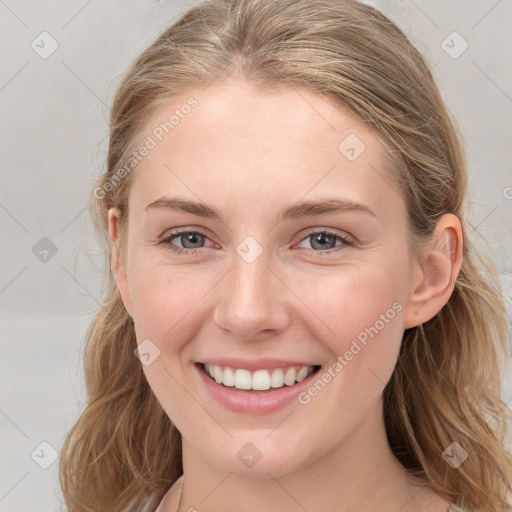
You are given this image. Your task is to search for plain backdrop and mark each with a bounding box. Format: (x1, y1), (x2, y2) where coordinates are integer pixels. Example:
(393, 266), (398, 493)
(1, 1), (511, 510)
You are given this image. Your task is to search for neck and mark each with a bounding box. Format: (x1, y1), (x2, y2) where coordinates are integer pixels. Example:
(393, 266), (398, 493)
(177, 400), (442, 512)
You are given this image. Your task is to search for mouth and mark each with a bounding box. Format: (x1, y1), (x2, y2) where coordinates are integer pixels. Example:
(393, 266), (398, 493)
(196, 362), (322, 394)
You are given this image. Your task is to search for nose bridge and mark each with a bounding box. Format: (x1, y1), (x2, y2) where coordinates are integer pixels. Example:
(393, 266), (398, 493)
(213, 236), (287, 337)
(233, 246), (271, 303)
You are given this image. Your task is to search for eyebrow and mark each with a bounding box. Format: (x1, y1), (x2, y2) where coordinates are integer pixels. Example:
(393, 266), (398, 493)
(145, 196), (376, 223)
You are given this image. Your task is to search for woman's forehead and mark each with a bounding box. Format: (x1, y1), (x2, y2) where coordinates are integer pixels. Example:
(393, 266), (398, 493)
(135, 81), (382, 153)
(127, 81), (402, 222)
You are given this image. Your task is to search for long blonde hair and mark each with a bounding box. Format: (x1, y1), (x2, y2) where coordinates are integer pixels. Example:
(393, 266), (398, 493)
(59, 0), (512, 510)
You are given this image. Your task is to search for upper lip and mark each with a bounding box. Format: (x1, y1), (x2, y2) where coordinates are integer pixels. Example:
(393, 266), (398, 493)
(197, 358), (321, 371)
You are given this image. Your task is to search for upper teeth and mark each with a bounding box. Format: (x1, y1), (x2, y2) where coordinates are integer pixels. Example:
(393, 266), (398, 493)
(204, 364), (315, 391)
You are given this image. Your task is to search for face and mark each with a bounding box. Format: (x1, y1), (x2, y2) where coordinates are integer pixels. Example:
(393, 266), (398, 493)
(109, 81), (434, 478)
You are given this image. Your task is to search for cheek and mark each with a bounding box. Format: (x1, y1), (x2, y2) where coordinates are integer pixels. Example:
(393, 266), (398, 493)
(127, 258), (212, 429)
(297, 264), (406, 410)
(127, 256), (211, 338)
(302, 264), (406, 350)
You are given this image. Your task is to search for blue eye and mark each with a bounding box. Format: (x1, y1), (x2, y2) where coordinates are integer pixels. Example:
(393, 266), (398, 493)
(160, 228), (353, 255)
(298, 229), (353, 252)
(160, 230), (212, 254)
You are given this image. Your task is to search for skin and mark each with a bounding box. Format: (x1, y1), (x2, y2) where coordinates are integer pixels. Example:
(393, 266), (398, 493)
(108, 80), (463, 512)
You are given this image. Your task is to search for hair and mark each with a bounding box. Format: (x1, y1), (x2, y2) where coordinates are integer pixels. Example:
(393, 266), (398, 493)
(59, 0), (512, 510)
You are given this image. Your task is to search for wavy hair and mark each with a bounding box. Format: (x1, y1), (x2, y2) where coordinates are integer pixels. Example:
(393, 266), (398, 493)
(59, 0), (512, 510)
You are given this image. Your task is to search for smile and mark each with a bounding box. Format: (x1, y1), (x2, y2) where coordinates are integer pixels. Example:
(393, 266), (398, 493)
(194, 361), (322, 414)
(202, 363), (321, 392)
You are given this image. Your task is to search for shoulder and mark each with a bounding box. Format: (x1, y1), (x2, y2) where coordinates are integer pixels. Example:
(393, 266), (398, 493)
(155, 475), (184, 512)
(120, 476), (182, 512)
(122, 495), (160, 512)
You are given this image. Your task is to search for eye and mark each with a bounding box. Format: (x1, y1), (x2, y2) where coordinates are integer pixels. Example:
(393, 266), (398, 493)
(160, 229), (213, 254)
(160, 228), (353, 255)
(296, 229), (353, 253)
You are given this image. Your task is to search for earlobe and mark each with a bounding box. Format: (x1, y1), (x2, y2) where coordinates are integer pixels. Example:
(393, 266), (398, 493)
(107, 207), (134, 317)
(403, 214), (463, 329)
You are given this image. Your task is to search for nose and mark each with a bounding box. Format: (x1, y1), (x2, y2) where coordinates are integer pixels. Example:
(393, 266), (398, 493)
(212, 247), (290, 340)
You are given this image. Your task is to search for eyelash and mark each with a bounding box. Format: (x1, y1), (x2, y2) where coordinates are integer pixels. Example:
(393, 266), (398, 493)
(159, 228), (354, 256)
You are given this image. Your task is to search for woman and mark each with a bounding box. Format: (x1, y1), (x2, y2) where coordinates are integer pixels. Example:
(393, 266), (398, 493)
(59, 0), (512, 511)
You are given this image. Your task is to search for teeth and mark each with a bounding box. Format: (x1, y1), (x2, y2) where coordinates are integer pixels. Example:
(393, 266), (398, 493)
(213, 365), (223, 384)
(283, 367), (296, 386)
(296, 366), (309, 382)
(234, 368), (252, 390)
(223, 366), (235, 387)
(270, 368), (284, 388)
(252, 369), (271, 390)
(203, 364), (316, 391)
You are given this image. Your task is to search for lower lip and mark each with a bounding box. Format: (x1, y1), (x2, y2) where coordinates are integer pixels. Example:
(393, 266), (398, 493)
(194, 363), (321, 415)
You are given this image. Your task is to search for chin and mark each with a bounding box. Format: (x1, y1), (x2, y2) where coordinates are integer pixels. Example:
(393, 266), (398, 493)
(196, 434), (318, 479)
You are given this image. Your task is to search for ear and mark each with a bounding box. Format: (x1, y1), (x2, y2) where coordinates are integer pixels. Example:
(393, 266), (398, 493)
(108, 207), (134, 318)
(403, 213), (463, 329)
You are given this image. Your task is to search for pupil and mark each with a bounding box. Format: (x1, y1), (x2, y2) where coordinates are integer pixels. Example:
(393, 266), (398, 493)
(184, 232), (202, 248)
(313, 233), (334, 249)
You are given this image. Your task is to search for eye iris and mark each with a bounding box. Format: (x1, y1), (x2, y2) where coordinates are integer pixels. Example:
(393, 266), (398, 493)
(181, 232), (204, 249)
(311, 233), (336, 250)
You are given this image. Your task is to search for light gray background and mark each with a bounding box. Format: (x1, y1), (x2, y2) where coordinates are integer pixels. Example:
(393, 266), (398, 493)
(1, 1), (511, 511)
